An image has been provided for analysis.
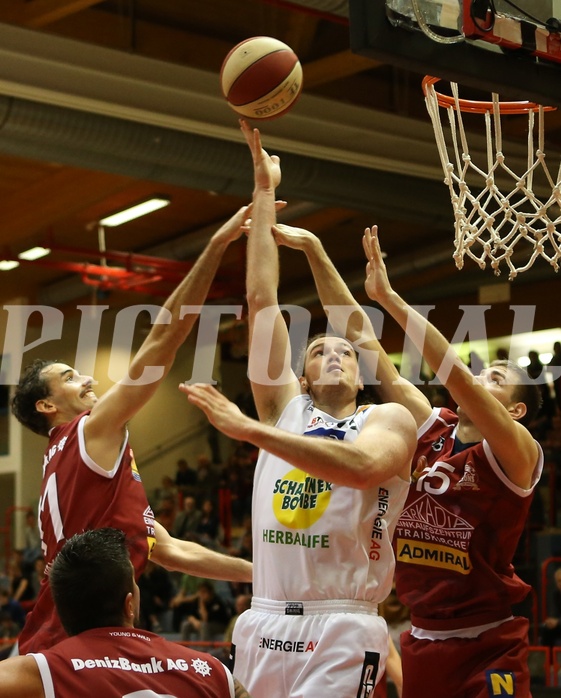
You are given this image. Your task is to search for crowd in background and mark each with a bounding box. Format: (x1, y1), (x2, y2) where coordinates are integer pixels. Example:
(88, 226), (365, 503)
(139, 441), (256, 646)
(1, 342), (561, 687)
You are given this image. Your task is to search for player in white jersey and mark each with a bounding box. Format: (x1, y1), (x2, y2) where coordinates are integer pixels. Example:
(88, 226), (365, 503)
(179, 121), (417, 698)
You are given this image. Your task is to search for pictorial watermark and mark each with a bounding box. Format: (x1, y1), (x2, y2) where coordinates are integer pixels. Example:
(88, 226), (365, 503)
(0, 302), (558, 386)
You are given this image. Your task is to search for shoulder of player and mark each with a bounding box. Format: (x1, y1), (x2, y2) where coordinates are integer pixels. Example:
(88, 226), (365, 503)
(485, 419), (542, 486)
(0, 655), (44, 698)
(363, 401), (417, 428)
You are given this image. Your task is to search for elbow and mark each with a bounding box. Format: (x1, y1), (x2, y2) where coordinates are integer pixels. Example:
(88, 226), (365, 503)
(246, 289), (277, 312)
(351, 464), (383, 491)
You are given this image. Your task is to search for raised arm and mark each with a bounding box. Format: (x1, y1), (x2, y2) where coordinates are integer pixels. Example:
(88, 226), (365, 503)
(180, 383), (416, 488)
(242, 121), (301, 424)
(272, 223), (432, 427)
(363, 226), (539, 489)
(84, 207), (247, 470)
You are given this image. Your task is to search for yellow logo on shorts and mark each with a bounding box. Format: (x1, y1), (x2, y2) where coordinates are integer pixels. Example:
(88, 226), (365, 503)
(486, 670), (515, 696)
(272, 469), (332, 529)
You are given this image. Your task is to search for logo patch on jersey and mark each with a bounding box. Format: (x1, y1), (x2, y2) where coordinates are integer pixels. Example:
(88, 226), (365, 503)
(305, 417), (358, 440)
(398, 494), (473, 534)
(272, 468), (332, 530)
(486, 670), (515, 696)
(131, 452), (142, 482)
(396, 539), (471, 573)
(431, 435), (446, 452)
(355, 651), (379, 697)
(396, 494), (473, 574)
(453, 462), (480, 490)
(143, 505), (156, 557)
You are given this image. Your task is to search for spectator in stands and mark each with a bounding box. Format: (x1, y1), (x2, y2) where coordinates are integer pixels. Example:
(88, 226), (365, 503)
(180, 580), (232, 643)
(0, 588), (25, 661)
(213, 592), (253, 665)
(137, 559), (175, 633)
(170, 567), (209, 633)
(0, 610), (20, 642)
(541, 567), (561, 648)
(153, 475), (179, 512)
(220, 454), (253, 527)
(175, 458), (197, 497)
(227, 516), (253, 599)
(154, 494), (177, 533)
(22, 511), (41, 573)
(230, 529), (253, 563)
(195, 454), (215, 501)
(8, 552), (35, 607)
(172, 495), (202, 540)
(0, 588), (25, 631)
(527, 349), (555, 439)
(196, 498), (222, 547)
(27, 556), (46, 604)
(224, 593), (252, 647)
(549, 341), (561, 414)
(496, 347), (509, 361)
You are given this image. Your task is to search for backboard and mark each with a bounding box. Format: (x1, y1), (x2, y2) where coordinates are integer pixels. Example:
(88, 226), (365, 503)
(349, 0), (561, 107)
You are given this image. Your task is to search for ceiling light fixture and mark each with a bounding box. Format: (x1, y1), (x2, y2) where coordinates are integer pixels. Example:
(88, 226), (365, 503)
(99, 197), (171, 227)
(18, 246), (51, 261)
(0, 260), (19, 271)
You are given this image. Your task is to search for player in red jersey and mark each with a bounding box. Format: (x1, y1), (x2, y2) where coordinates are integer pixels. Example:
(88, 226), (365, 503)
(11, 209), (252, 654)
(0, 527), (251, 698)
(362, 226), (543, 697)
(271, 222), (543, 696)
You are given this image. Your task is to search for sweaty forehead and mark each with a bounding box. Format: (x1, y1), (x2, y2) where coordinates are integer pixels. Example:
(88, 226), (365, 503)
(483, 365), (520, 385)
(41, 363), (74, 380)
(306, 337), (355, 355)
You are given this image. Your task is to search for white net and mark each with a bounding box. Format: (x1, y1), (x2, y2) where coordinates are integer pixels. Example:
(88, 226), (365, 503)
(424, 79), (561, 279)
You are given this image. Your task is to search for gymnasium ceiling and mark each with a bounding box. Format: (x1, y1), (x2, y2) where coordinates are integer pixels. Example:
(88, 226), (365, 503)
(0, 0), (560, 350)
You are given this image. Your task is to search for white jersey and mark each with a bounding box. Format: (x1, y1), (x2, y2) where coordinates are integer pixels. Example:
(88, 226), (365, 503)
(251, 394), (409, 604)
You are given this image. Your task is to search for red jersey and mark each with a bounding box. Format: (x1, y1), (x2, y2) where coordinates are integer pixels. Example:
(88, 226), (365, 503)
(19, 413), (156, 653)
(29, 627), (234, 698)
(394, 408), (543, 631)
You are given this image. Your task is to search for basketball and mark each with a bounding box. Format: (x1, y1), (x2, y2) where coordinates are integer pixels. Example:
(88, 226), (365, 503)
(220, 36), (303, 120)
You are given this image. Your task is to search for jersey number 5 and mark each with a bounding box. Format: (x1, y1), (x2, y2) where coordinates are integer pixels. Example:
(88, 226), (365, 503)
(415, 461), (454, 495)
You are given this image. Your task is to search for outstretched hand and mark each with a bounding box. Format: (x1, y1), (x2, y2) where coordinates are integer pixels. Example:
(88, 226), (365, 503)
(362, 226), (393, 302)
(272, 223), (316, 251)
(215, 204), (253, 244)
(179, 383), (248, 441)
(240, 200), (288, 235)
(240, 119), (281, 191)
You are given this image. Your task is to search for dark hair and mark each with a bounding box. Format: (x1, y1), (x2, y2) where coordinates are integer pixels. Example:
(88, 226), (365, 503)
(50, 528), (134, 636)
(491, 360), (542, 427)
(11, 359), (56, 436)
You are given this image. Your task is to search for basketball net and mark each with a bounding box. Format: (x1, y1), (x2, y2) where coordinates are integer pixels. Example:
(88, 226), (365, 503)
(423, 76), (561, 279)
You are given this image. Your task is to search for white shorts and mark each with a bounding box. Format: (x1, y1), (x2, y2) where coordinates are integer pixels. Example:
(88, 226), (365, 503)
(230, 597), (388, 698)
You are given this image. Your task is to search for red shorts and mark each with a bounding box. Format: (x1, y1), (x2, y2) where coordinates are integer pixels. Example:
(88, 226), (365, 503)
(400, 616), (531, 698)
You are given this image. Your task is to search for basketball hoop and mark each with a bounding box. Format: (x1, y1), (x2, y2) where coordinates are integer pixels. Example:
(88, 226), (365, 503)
(422, 76), (561, 279)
